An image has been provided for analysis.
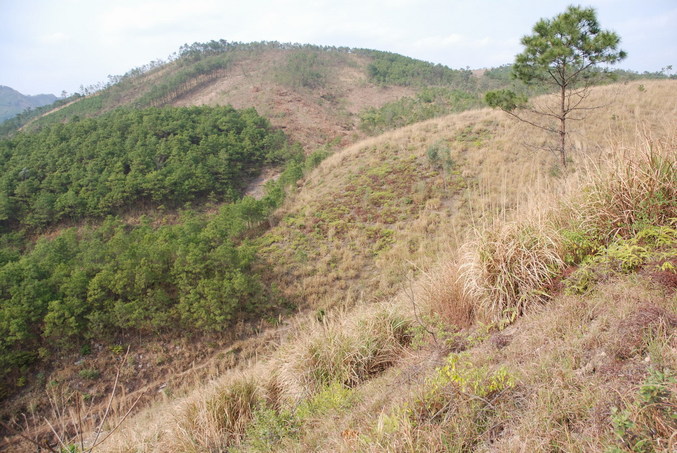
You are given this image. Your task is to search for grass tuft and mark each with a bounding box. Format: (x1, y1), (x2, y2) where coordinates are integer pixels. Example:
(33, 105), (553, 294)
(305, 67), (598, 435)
(573, 134), (676, 242)
(460, 218), (564, 321)
(276, 306), (412, 400)
(173, 377), (259, 451)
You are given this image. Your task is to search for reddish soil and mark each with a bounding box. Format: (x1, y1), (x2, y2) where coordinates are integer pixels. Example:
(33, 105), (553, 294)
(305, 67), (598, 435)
(171, 52), (414, 151)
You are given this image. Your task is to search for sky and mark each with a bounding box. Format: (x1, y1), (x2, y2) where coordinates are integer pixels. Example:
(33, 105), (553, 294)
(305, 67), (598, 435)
(1, 0), (675, 96)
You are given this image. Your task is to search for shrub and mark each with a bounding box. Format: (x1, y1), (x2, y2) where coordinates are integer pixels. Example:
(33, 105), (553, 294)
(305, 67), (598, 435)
(78, 368), (100, 380)
(610, 369), (676, 452)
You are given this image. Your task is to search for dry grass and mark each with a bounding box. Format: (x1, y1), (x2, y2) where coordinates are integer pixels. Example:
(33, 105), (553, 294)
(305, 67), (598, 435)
(97, 304), (413, 452)
(453, 122), (675, 322)
(171, 377), (259, 451)
(275, 304), (412, 401)
(352, 274), (675, 453)
(258, 80), (677, 318)
(48, 80), (677, 453)
(460, 218), (565, 321)
(416, 260), (475, 328)
(571, 131), (676, 241)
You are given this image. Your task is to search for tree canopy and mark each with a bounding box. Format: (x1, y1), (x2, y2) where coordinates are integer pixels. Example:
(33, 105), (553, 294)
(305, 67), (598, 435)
(486, 5), (626, 166)
(0, 106), (290, 230)
(513, 5), (626, 87)
(0, 121), (325, 397)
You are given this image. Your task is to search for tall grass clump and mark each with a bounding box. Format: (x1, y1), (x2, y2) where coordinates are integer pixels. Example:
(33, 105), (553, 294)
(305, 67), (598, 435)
(458, 133), (675, 323)
(418, 261), (475, 329)
(276, 305), (412, 401)
(571, 134), (676, 244)
(172, 377), (260, 451)
(461, 218), (565, 321)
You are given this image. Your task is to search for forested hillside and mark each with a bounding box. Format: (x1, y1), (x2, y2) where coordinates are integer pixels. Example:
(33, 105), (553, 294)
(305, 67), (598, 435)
(0, 106), (289, 230)
(0, 36), (674, 451)
(3, 42), (496, 148)
(0, 102), (320, 399)
(81, 79), (677, 453)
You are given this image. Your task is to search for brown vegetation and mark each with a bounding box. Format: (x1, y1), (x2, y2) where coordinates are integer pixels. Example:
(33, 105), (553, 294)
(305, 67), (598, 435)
(4, 80), (676, 452)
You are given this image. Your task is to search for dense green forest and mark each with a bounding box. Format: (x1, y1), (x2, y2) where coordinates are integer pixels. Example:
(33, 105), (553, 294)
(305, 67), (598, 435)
(359, 87), (484, 135)
(359, 50), (475, 89)
(0, 103), (328, 397)
(0, 106), (290, 231)
(0, 172), (301, 396)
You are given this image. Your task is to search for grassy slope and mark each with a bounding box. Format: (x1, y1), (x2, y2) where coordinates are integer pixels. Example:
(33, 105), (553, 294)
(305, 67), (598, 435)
(169, 50), (416, 150)
(2, 80), (674, 453)
(255, 80), (676, 313)
(76, 80), (677, 452)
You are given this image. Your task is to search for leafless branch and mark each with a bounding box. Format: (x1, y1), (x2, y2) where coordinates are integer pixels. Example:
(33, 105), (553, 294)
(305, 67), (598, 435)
(90, 345), (130, 449)
(405, 267), (439, 347)
(0, 420), (59, 453)
(500, 108), (559, 135)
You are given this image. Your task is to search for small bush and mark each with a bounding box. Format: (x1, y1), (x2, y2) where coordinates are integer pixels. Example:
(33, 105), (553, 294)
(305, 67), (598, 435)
(78, 368), (100, 380)
(610, 369), (676, 452)
(242, 406), (298, 452)
(426, 141), (454, 172)
(564, 225), (677, 294)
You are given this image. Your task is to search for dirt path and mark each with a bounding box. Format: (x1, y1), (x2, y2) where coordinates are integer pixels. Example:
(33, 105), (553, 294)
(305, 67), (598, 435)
(244, 168), (282, 199)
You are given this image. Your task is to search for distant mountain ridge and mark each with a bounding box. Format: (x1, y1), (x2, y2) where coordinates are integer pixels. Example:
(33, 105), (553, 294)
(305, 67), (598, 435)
(0, 85), (56, 122)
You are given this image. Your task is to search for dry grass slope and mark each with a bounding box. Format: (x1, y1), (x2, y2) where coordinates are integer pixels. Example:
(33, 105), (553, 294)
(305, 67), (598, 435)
(257, 80), (677, 315)
(7, 80), (675, 452)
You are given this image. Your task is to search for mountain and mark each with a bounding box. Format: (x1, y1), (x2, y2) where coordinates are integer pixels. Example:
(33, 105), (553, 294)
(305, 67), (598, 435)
(0, 86), (56, 122)
(11, 42), (507, 148)
(101, 79), (676, 452)
(0, 39), (674, 451)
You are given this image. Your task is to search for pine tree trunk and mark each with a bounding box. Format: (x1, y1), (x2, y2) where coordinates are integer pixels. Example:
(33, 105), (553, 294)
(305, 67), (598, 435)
(560, 84), (567, 167)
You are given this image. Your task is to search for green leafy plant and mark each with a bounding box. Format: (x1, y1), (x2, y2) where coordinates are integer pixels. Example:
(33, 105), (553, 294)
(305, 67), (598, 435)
(609, 369), (676, 452)
(430, 353), (515, 399)
(78, 369), (100, 380)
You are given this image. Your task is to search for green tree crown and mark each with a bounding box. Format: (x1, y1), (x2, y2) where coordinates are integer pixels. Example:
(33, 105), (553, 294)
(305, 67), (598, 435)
(486, 5), (627, 167)
(514, 5), (627, 86)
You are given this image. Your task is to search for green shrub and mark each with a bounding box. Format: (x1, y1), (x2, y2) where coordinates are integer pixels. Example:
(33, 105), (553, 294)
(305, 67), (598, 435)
(359, 88), (482, 135)
(564, 225), (676, 294)
(78, 368), (100, 380)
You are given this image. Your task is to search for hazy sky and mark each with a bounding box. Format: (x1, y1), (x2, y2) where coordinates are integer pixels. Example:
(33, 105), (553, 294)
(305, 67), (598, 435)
(1, 0), (675, 95)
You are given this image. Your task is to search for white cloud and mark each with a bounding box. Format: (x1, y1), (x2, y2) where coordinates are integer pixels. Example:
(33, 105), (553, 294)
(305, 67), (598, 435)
(2, 0), (674, 94)
(39, 32), (69, 44)
(98, 0), (220, 39)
